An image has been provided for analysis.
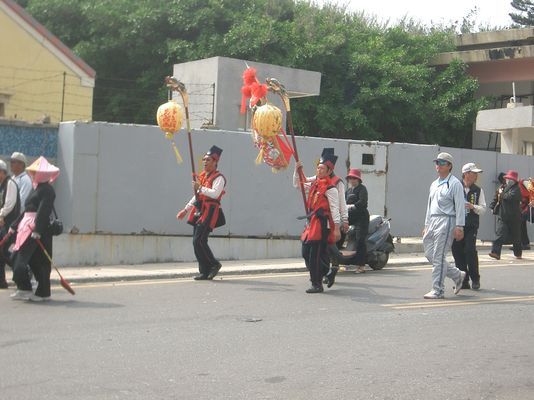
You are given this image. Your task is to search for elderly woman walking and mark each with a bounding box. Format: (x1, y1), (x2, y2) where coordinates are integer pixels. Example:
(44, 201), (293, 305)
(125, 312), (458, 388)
(10, 157), (59, 302)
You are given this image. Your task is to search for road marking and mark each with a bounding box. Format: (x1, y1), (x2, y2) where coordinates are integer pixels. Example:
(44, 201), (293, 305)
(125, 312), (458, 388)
(70, 272), (309, 289)
(390, 261), (533, 272)
(383, 295), (534, 310)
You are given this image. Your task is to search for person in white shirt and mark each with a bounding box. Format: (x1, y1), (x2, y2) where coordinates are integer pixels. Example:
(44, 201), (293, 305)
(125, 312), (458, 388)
(451, 163), (487, 291)
(293, 152), (341, 293)
(0, 160), (21, 288)
(9, 152), (32, 211)
(177, 146), (226, 281)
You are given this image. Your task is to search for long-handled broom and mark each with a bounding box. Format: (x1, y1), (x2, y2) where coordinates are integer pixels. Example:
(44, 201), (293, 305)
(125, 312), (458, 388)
(35, 238), (75, 295)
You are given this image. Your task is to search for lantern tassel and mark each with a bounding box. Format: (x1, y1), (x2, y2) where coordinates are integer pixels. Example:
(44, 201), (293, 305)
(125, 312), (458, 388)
(255, 148), (264, 165)
(171, 141), (183, 164)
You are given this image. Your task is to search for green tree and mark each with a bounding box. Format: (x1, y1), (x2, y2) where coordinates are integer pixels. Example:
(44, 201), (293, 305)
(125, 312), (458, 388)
(21, 0), (487, 147)
(510, 0), (534, 25)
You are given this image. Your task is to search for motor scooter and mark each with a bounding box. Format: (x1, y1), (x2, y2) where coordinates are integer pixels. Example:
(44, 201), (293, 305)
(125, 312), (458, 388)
(335, 215), (394, 270)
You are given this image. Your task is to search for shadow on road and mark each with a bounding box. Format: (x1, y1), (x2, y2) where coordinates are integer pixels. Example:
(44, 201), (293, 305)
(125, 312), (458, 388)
(24, 299), (125, 309)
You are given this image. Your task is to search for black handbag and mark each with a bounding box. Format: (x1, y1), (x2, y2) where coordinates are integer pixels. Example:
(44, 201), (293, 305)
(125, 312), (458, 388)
(215, 208), (226, 228)
(49, 206), (63, 236)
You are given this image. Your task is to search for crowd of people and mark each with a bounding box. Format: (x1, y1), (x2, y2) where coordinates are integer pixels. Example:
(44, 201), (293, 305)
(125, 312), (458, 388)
(423, 152), (531, 299)
(3, 145), (530, 300)
(0, 152), (59, 302)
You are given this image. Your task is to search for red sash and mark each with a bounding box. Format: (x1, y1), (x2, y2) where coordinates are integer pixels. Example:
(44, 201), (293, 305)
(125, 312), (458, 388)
(301, 177), (335, 244)
(187, 170), (226, 229)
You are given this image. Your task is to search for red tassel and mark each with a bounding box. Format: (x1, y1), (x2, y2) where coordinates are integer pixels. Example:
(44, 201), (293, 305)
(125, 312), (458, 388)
(250, 82), (268, 107)
(243, 67), (257, 85)
(241, 86), (252, 114)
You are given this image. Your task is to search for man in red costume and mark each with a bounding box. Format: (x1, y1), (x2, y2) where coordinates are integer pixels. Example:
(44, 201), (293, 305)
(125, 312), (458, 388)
(177, 146), (226, 280)
(294, 153), (341, 293)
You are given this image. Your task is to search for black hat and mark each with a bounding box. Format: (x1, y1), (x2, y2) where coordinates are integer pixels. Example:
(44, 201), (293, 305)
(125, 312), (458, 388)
(205, 145), (223, 161)
(321, 148), (335, 157)
(319, 153), (338, 170)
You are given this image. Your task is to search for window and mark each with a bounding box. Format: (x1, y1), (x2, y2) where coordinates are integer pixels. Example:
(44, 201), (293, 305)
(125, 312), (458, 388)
(362, 153), (374, 165)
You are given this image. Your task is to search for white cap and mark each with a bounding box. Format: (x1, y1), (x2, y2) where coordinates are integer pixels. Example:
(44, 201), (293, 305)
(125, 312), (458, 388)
(462, 162), (483, 174)
(10, 152), (27, 165)
(0, 160), (7, 171)
(434, 152), (453, 164)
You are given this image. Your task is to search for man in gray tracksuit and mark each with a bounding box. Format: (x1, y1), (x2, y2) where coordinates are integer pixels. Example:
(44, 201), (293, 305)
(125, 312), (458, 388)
(423, 152), (467, 299)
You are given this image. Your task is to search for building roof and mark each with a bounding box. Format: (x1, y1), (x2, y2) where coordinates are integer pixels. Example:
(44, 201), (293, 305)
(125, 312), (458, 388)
(1, 0), (95, 83)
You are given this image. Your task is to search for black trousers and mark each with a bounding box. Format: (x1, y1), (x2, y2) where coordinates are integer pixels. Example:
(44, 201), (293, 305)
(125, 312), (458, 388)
(349, 221), (368, 266)
(13, 235), (52, 297)
(302, 241), (329, 288)
(451, 225), (480, 283)
(492, 218), (522, 257)
(192, 223), (219, 276)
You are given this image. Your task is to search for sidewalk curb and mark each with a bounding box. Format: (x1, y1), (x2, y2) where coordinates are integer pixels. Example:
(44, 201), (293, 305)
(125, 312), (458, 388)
(54, 260), (432, 285)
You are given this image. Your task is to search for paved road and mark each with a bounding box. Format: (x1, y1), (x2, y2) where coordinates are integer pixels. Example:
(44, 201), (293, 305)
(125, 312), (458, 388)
(2, 259), (534, 400)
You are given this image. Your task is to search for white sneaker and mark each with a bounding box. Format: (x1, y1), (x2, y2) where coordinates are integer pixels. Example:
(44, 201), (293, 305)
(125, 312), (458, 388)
(424, 290), (444, 299)
(10, 290), (32, 300)
(454, 271), (467, 295)
(27, 294), (51, 302)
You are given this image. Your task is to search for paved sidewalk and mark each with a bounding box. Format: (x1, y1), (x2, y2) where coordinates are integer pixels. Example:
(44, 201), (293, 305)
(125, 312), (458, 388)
(2, 238), (501, 285)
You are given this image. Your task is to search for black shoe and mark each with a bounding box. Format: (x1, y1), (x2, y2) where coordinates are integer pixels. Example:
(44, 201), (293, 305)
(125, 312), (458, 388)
(306, 285), (324, 294)
(0, 280), (8, 289)
(461, 281), (471, 289)
(193, 274), (209, 280)
(472, 280), (480, 290)
(207, 262), (222, 280)
(325, 267), (338, 288)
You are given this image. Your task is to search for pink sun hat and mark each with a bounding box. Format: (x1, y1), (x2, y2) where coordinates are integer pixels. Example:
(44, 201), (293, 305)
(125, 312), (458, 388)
(26, 156), (60, 188)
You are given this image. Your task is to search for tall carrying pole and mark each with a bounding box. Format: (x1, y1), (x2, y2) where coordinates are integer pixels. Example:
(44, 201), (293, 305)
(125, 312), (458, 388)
(266, 78), (308, 213)
(165, 76), (197, 197)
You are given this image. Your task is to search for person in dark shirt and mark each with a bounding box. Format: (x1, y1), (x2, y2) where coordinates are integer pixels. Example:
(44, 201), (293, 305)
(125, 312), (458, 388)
(10, 157), (59, 302)
(345, 168), (369, 273)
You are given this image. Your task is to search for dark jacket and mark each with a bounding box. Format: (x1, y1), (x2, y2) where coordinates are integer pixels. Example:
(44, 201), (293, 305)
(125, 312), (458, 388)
(12, 182), (55, 236)
(346, 184), (370, 227)
(497, 180), (521, 222)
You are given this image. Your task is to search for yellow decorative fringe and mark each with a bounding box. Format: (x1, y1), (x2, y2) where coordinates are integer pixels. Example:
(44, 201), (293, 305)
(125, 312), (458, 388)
(171, 141), (183, 164)
(255, 148), (264, 165)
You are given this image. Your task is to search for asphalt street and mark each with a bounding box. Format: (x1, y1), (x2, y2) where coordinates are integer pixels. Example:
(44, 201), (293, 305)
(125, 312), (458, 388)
(1, 258), (533, 400)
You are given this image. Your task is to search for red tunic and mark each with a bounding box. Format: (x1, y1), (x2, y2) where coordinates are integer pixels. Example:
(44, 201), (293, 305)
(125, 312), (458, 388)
(187, 170), (226, 229)
(301, 177), (336, 244)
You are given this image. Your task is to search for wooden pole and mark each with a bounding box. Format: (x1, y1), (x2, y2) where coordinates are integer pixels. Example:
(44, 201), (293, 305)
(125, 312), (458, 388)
(267, 78), (308, 213)
(165, 77), (197, 198)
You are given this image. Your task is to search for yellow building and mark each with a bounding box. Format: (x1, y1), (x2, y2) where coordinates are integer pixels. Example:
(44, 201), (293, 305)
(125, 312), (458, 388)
(0, 0), (94, 123)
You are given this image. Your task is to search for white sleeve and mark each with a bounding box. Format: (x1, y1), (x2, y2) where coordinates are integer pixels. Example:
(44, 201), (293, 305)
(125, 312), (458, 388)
(337, 180), (348, 224)
(184, 195), (196, 211)
(199, 176), (225, 199)
(473, 189), (487, 216)
(0, 180), (17, 218)
(326, 187), (340, 224)
(293, 168), (311, 191)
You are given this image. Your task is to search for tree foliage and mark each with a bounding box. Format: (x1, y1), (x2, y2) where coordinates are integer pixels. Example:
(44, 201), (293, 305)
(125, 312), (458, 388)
(510, 0), (534, 26)
(19, 0), (487, 146)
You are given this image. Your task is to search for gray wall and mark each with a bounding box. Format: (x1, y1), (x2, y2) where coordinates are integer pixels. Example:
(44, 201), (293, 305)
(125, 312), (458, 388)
(172, 56), (321, 132)
(56, 121), (534, 243)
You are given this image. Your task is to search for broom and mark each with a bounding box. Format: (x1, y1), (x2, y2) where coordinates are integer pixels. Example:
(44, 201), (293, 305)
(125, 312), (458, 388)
(35, 238), (75, 295)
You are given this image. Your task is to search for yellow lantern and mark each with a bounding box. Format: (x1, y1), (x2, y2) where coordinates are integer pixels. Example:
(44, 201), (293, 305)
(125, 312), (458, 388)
(253, 104), (282, 138)
(156, 100), (184, 163)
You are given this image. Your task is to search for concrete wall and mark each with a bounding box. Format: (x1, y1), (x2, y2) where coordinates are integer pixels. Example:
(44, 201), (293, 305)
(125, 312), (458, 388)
(53, 121), (534, 266)
(172, 56), (321, 132)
